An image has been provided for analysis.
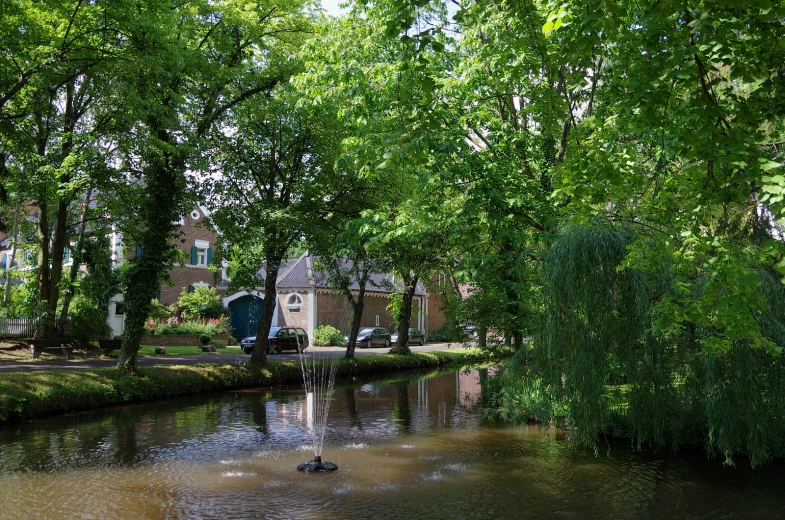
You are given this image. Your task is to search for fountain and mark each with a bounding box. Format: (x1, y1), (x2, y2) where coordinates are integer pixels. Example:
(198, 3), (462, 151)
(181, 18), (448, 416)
(297, 352), (339, 472)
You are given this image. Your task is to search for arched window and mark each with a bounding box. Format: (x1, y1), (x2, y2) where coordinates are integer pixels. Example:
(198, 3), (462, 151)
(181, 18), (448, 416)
(286, 294), (303, 305)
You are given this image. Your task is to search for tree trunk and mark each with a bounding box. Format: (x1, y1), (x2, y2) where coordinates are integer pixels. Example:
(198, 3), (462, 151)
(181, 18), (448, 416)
(43, 199), (70, 338)
(3, 198), (20, 304)
(117, 142), (186, 374)
(344, 264), (370, 360)
(35, 197), (51, 338)
(57, 189), (93, 335)
(390, 272), (418, 355)
(249, 257), (281, 365)
(478, 325), (487, 347)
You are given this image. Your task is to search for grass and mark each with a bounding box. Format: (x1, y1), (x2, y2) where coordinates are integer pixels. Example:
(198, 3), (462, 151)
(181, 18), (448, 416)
(0, 350), (480, 422)
(114, 345), (245, 357)
(0, 343), (244, 362)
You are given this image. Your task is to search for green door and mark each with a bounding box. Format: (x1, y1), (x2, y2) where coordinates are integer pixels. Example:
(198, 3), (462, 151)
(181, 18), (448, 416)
(229, 295), (264, 341)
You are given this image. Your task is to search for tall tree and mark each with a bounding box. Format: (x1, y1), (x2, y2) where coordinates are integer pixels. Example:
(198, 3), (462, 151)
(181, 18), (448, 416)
(115, 0), (312, 374)
(208, 80), (342, 365)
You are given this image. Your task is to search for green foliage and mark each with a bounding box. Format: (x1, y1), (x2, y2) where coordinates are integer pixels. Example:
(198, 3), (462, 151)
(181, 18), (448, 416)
(313, 325), (344, 346)
(385, 294), (402, 322)
(1, 275), (41, 319)
(490, 223), (785, 466)
(68, 294), (112, 347)
(175, 286), (228, 321)
(198, 333), (212, 346)
(147, 299), (173, 320)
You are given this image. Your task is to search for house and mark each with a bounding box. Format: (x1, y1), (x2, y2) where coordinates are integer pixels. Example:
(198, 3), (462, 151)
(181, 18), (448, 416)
(221, 252), (448, 342)
(106, 205), (227, 336)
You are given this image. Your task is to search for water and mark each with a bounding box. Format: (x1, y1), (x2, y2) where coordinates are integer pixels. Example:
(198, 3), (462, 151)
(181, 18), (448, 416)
(0, 368), (784, 519)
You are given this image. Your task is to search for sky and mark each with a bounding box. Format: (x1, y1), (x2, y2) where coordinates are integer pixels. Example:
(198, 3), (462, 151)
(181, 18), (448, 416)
(320, 0), (349, 16)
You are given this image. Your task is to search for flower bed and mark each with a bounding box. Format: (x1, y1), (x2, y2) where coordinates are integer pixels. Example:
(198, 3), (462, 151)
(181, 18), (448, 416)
(144, 316), (231, 336)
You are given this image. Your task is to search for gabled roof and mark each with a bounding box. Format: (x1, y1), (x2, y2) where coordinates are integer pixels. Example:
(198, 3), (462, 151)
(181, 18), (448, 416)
(274, 252), (427, 296)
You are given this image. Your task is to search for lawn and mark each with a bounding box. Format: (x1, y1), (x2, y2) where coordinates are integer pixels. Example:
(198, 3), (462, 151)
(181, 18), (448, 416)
(134, 345), (245, 357)
(0, 342), (245, 363)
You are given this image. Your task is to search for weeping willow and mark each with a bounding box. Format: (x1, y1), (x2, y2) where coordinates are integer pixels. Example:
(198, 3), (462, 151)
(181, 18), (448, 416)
(490, 223), (785, 466)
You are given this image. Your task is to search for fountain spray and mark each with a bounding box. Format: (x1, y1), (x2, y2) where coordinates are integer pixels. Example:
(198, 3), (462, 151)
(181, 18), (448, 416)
(297, 353), (339, 472)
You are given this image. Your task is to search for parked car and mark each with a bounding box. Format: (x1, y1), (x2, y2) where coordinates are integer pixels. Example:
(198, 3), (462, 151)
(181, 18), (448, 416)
(344, 327), (391, 348)
(461, 324), (479, 337)
(391, 328), (426, 346)
(241, 326), (309, 354)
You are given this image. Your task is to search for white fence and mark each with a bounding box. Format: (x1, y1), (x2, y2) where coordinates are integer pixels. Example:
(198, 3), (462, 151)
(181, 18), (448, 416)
(0, 318), (71, 338)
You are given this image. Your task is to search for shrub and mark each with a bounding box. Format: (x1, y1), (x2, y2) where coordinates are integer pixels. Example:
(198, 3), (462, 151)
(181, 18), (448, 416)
(175, 287), (229, 321)
(199, 333), (212, 345)
(313, 325), (344, 346)
(69, 295), (112, 347)
(147, 299), (172, 320)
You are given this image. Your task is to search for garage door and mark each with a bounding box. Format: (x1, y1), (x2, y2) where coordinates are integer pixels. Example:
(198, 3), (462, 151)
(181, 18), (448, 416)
(228, 294), (264, 341)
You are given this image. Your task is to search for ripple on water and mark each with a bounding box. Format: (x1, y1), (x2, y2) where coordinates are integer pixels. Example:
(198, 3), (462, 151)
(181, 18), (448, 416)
(345, 442), (368, 449)
(331, 485), (352, 495)
(420, 471), (444, 482)
(418, 455), (442, 461)
(441, 463), (465, 472)
(221, 471), (256, 478)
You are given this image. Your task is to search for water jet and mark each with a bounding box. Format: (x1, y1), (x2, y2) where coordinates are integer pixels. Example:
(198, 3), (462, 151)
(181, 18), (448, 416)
(297, 353), (339, 472)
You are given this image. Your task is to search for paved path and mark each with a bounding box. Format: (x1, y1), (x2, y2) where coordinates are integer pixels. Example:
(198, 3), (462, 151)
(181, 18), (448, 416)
(0, 342), (473, 373)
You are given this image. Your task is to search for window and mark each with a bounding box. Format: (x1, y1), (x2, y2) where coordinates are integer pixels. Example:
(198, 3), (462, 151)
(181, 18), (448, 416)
(375, 315), (380, 326)
(115, 303), (125, 316)
(63, 247), (71, 263)
(191, 240), (212, 267)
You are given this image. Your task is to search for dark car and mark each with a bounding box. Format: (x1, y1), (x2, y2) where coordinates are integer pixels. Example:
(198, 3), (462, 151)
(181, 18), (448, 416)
(391, 328), (426, 346)
(461, 324), (479, 337)
(241, 326), (309, 354)
(346, 327), (391, 348)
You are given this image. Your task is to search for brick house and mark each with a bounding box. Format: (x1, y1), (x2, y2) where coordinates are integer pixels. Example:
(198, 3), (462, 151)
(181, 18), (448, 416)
(221, 252), (446, 342)
(107, 205), (226, 336)
(104, 208), (449, 341)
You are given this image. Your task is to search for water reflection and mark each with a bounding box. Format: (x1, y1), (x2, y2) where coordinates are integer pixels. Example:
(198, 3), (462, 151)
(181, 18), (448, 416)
(0, 368), (784, 520)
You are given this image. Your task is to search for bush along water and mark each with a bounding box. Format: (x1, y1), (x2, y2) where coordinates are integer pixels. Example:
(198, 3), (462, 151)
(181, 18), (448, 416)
(488, 223), (785, 467)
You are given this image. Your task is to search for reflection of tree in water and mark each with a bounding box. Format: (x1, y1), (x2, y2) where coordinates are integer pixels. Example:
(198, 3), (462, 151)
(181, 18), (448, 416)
(252, 395), (268, 433)
(344, 387), (362, 429)
(478, 368), (490, 407)
(394, 381), (412, 433)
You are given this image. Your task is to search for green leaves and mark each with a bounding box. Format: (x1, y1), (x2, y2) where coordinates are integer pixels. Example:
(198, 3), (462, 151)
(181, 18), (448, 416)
(542, 6), (572, 35)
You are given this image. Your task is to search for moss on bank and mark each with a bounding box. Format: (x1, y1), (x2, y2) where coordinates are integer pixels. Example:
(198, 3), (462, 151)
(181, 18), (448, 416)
(0, 351), (471, 422)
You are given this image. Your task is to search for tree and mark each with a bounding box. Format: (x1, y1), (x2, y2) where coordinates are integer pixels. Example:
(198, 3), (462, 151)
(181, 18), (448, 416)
(0, 1), (123, 338)
(114, 0), (312, 374)
(208, 80), (342, 365)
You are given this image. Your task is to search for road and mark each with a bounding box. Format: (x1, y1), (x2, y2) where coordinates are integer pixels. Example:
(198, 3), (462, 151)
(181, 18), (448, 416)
(0, 342), (473, 373)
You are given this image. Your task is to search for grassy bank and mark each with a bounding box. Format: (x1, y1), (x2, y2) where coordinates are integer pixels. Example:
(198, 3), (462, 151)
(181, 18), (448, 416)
(0, 350), (473, 422)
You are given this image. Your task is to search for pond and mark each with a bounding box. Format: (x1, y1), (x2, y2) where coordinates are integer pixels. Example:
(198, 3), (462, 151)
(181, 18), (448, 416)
(0, 368), (783, 519)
